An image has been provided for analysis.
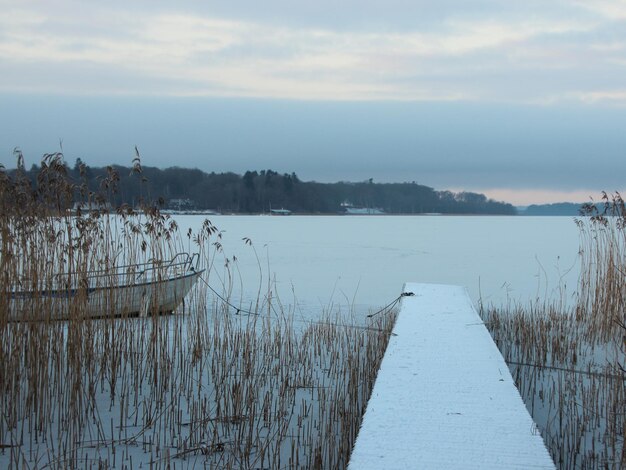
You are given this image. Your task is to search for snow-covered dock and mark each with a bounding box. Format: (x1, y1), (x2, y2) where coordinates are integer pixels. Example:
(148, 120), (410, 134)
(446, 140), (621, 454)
(349, 283), (555, 469)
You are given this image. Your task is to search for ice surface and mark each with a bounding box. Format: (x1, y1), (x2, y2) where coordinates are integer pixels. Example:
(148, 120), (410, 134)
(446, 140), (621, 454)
(1, 216), (576, 467)
(348, 283), (555, 469)
(176, 215), (580, 314)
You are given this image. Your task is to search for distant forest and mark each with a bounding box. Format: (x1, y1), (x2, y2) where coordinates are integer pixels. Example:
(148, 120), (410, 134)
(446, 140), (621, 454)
(17, 159), (516, 215)
(520, 203), (585, 216)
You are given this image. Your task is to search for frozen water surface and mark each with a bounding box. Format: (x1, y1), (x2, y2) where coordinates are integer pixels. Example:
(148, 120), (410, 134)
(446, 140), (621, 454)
(1, 215), (576, 468)
(179, 215), (580, 313)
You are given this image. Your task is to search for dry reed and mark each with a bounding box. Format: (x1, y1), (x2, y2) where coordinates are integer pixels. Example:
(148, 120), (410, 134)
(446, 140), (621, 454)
(482, 192), (626, 469)
(0, 152), (397, 469)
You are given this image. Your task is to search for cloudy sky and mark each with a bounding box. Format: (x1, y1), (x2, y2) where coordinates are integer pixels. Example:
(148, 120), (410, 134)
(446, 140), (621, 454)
(1, 0), (625, 204)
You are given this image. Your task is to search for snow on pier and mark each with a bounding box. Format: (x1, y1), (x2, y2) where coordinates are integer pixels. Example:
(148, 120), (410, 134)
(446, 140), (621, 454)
(349, 283), (555, 469)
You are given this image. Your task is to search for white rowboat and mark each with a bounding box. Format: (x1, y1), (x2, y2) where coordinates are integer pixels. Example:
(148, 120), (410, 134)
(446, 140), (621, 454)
(5, 253), (204, 321)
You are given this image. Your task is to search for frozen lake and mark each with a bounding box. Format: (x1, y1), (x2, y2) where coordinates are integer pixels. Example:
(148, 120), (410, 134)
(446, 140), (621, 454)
(175, 215), (581, 314)
(0, 213), (585, 468)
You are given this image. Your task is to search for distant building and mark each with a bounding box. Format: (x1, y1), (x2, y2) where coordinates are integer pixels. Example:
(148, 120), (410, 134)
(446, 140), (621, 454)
(168, 198), (195, 211)
(72, 201), (112, 213)
(340, 201), (385, 215)
(270, 208), (292, 215)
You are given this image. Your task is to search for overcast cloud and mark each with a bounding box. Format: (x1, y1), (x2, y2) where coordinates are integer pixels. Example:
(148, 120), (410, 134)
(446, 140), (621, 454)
(1, 0), (625, 204)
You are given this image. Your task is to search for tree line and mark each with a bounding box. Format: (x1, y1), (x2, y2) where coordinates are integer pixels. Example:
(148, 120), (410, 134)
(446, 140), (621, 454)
(16, 159), (516, 215)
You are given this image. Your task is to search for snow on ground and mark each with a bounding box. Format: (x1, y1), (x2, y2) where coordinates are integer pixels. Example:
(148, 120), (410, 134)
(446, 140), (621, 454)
(348, 283), (555, 469)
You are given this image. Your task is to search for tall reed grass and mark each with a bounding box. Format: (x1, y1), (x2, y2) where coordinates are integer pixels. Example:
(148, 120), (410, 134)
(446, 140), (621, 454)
(0, 152), (397, 468)
(482, 192), (626, 469)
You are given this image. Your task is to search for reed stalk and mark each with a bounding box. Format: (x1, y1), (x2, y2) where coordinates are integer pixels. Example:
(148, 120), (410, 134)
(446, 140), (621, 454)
(0, 152), (396, 468)
(482, 192), (626, 468)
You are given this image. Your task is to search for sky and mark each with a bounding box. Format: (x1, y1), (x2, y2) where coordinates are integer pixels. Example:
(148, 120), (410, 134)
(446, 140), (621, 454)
(1, 0), (625, 205)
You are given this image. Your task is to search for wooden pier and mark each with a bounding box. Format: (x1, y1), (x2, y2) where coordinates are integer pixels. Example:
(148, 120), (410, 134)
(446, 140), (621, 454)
(349, 283), (555, 469)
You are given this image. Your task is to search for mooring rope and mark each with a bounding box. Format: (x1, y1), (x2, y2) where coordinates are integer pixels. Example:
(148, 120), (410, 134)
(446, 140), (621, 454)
(197, 275), (261, 316)
(367, 291), (414, 318)
(507, 360), (625, 380)
(198, 277), (625, 378)
(197, 274), (410, 333)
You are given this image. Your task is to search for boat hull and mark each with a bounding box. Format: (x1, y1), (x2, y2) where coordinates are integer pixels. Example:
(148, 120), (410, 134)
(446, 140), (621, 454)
(6, 270), (204, 321)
